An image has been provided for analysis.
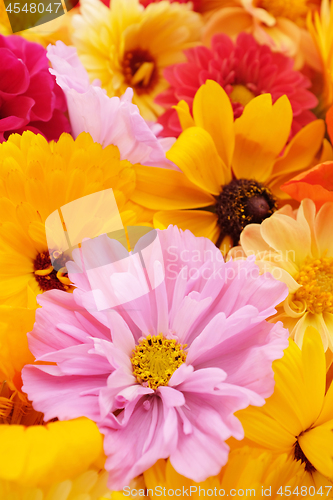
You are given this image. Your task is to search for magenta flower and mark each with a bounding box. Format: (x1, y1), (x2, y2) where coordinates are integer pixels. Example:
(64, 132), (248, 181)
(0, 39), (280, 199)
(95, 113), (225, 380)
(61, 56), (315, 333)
(47, 41), (176, 169)
(22, 226), (288, 488)
(0, 35), (70, 143)
(156, 33), (318, 138)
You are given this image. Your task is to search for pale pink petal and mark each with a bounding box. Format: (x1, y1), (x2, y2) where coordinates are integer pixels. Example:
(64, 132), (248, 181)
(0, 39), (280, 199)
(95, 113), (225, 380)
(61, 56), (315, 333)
(47, 41), (176, 168)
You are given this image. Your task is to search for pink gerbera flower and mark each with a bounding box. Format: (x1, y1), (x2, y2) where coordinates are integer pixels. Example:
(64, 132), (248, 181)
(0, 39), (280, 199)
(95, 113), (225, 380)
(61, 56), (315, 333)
(22, 226), (288, 488)
(156, 33), (318, 138)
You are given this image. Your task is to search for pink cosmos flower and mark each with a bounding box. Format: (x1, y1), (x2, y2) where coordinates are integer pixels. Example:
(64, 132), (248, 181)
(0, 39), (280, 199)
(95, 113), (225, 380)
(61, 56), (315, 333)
(22, 226), (288, 488)
(47, 41), (176, 169)
(156, 33), (318, 138)
(0, 34), (70, 143)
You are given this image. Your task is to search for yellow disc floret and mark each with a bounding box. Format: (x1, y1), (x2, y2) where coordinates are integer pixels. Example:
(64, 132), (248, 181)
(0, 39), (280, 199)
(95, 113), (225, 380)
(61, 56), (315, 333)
(131, 335), (187, 390)
(294, 257), (333, 314)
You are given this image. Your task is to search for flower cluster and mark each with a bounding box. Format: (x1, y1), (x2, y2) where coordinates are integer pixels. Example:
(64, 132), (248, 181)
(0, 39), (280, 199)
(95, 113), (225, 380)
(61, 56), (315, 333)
(0, 0), (333, 497)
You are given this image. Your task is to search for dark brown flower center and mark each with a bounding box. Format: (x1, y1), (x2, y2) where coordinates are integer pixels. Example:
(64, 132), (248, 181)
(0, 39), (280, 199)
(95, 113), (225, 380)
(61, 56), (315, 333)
(294, 440), (316, 473)
(33, 251), (71, 292)
(215, 178), (277, 245)
(122, 49), (158, 94)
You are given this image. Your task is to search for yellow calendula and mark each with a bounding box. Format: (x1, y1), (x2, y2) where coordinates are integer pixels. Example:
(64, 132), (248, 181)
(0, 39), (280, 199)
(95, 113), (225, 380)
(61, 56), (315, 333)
(71, 0), (202, 120)
(0, 131), (152, 308)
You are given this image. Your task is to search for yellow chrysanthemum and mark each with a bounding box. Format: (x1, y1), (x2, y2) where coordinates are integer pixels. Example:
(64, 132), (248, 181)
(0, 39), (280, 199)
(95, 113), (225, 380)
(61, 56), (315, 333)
(131, 80), (329, 251)
(307, 0), (333, 115)
(236, 327), (333, 489)
(201, 0), (320, 69)
(113, 447), (325, 500)
(0, 131), (151, 307)
(0, 381), (110, 500)
(231, 199), (333, 351)
(71, 0), (202, 120)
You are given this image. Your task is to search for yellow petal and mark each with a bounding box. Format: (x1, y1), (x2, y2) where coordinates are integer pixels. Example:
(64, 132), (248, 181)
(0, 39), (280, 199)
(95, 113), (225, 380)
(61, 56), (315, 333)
(301, 327), (326, 424)
(269, 120), (325, 181)
(233, 94), (293, 182)
(131, 165), (215, 210)
(237, 406), (294, 451)
(173, 100), (195, 131)
(154, 210), (220, 242)
(0, 418), (103, 486)
(298, 422), (333, 479)
(0, 306), (35, 385)
(314, 202), (333, 257)
(167, 127), (230, 195)
(260, 213), (311, 267)
(192, 80), (235, 168)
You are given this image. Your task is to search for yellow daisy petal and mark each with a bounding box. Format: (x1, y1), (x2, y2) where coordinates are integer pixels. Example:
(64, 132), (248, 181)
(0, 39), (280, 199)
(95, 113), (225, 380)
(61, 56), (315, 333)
(154, 210), (220, 242)
(167, 127), (229, 195)
(131, 164), (215, 210)
(192, 80), (235, 168)
(233, 94), (293, 182)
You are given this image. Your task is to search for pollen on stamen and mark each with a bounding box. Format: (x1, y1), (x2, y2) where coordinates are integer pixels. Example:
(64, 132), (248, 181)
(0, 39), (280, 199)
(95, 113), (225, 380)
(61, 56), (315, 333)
(131, 334), (187, 390)
(293, 257), (333, 314)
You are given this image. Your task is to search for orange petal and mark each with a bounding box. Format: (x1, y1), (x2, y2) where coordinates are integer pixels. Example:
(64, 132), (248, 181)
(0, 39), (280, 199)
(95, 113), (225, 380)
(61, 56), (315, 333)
(281, 161), (333, 210)
(202, 7), (253, 45)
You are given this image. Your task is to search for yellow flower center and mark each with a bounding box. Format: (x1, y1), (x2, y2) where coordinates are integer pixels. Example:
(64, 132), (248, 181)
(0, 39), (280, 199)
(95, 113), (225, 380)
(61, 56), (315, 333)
(229, 85), (255, 107)
(122, 49), (158, 95)
(255, 0), (309, 25)
(131, 335), (187, 390)
(294, 257), (333, 314)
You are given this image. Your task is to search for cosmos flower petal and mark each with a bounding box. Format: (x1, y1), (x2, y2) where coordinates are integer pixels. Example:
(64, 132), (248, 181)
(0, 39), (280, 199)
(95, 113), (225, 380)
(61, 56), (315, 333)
(22, 364), (105, 422)
(47, 41), (175, 169)
(102, 397), (174, 489)
(21, 226), (289, 487)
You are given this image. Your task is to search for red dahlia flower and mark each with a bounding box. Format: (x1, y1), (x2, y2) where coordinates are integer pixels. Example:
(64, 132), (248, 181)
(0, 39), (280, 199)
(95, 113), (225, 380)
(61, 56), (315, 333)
(156, 33), (318, 139)
(0, 34), (70, 142)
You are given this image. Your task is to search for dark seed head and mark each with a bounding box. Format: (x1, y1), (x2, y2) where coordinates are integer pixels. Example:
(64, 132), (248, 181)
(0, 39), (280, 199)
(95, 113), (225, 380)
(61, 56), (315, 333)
(215, 178), (277, 245)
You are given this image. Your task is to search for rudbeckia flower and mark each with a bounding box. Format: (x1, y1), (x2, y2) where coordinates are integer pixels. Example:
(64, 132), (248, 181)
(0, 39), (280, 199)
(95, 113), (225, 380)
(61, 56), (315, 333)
(231, 199), (333, 351)
(71, 0), (202, 120)
(47, 41), (176, 169)
(0, 34), (70, 143)
(0, 381), (109, 500)
(0, 131), (152, 307)
(131, 80), (326, 248)
(156, 33), (318, 138)
(202, 0), (320, 69)
(236, 327), (333, 486)
(281, 161), (333, 209)
(22, 225), (288, 488)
